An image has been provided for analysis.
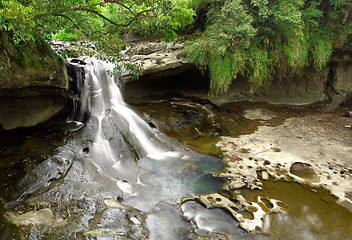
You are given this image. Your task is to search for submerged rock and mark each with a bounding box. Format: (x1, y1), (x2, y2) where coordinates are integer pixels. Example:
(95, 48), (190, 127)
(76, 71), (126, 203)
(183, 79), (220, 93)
(290, 162), (318, 179)
(244, 109), (273, 120)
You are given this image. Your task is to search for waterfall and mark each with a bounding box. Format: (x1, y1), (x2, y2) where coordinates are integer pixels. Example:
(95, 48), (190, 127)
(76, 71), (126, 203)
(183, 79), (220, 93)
(7, 57), (224, 239)
(67, 58), (191, 200)
(70, 58), (174, 158)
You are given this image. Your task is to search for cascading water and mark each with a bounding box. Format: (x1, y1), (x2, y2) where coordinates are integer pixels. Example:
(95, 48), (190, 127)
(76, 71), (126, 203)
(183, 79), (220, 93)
(2, 57), (245, 239)
(69, 58), (188, 193)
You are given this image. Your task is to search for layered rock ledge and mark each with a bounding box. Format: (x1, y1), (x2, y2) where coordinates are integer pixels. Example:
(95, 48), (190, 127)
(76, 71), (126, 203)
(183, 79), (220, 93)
(122, 40), (352, 108)
(0, 33), (69, 130)
(122, 40), (193, 82)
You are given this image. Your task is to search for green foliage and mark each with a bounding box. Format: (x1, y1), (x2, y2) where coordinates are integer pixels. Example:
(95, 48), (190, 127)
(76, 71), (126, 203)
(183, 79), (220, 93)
(0, 0), (195, 79)
(186, 0), (352, 95)
(0, 0), (36, 44)
(1, 0), (351, 95)
(51, 28), (83, 41)
(0, 30), (63, 86)
(1, 0), (195, 46)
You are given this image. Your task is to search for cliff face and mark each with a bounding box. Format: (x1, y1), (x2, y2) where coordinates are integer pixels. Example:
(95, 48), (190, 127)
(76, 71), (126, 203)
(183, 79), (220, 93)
(246, 50), (352, 108)
(122, 40), (352, 108)
(0, 32), (69, 130)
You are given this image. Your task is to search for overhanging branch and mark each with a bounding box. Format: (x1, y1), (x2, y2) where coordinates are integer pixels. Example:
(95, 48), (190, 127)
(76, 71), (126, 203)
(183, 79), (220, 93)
(35, 0), (120, 18)
(34, 0), (153, 28)
(53, 14), (81, 30)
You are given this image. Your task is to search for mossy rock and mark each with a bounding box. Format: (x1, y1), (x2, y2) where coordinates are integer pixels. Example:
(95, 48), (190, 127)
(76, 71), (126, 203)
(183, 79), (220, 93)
(0, 31), (69, 130)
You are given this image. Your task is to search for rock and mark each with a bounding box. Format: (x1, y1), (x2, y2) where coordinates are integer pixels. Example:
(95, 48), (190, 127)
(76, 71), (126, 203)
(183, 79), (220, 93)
(0, 95), (68, 130)
(344, 111), (352, 117)
(330, 52), (352, 107)
(222, 65), (329, 105)
(0, 32), (69, 130)
(3, 208), (66, 227)
(103, 198), (129, 209)
(261, 171), (269, 180)
(195, 193), (287, 233)
(125, 42), (166, 55)
(121, 40), (193, 82)
(289, 162), (317, 179)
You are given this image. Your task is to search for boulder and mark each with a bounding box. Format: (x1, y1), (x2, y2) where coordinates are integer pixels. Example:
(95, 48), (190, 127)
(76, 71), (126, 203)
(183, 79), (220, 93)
(289, 162), (317, 179)
(121, 40), (193, 82)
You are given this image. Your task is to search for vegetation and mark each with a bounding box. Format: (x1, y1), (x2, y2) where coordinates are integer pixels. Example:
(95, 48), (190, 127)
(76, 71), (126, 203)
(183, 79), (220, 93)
(186, 0), (352, 94)
(1, 0), (351, 94)
(0, 0), (195, 63)
(0, 30), (64, 85)
(0, 0), (195, 41)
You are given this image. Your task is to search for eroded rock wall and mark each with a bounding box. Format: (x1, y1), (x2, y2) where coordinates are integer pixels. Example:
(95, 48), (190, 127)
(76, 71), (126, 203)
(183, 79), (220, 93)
(217, 51), (352, 106)
(0, 32), (69, 130)
(122, 39), (352, 108)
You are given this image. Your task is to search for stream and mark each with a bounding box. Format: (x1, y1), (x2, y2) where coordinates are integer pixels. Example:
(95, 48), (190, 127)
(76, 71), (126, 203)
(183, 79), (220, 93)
(0, 58), (352, 239)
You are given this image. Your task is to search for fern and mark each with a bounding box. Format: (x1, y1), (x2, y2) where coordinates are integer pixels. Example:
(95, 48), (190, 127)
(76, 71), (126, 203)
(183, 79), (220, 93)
(187, 0), (351, 95)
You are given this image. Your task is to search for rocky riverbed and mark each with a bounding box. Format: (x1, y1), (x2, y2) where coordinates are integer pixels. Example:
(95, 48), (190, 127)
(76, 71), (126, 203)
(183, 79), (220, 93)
(1, 93), (352, 239)
(133, 97), (352, 238)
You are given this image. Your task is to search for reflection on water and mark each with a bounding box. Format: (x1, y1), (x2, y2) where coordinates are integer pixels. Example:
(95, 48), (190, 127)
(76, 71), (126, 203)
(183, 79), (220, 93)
(243, 180), (352, 240)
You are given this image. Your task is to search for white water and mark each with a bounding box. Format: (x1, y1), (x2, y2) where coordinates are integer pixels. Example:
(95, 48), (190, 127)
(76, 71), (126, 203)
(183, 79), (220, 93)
(69, 58), (197, 202)
(74, 59), (167, 155)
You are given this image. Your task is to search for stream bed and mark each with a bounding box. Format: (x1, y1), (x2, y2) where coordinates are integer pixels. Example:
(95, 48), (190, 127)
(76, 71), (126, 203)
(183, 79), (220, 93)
(1, 59), (352, 239)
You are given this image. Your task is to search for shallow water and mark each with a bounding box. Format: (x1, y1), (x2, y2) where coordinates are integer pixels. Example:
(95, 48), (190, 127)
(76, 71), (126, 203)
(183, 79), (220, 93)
(247, 180), (352, 240)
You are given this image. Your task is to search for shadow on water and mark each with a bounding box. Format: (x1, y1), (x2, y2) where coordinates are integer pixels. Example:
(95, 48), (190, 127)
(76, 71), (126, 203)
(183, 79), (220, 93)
(242, 180), (352, 240)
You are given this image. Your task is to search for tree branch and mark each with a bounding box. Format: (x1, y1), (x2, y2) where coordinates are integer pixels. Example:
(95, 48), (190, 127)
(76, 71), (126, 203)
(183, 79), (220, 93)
(81, 8), (122, 26)
(118, 8), (152, 27)
(34, 0), (120, 18)
(53, 14), (81, 30)
(117, 2), (136, 16)
(34, 0), (153, 28)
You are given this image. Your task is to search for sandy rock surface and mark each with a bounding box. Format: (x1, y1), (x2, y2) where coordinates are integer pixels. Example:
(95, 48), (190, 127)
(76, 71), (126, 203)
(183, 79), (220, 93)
(198, 108), (352, 232)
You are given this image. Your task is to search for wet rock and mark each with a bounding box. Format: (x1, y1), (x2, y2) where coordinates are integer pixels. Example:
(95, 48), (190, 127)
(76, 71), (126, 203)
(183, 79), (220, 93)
(70, 58), (87, 65)
(194, 193), (287, 233)
(344, 111), (352, 117)
(103, 198), (129, 209)
(3, 208), (66, 227)
(289, 162), (317, 179)
(244, 109), (273, 120)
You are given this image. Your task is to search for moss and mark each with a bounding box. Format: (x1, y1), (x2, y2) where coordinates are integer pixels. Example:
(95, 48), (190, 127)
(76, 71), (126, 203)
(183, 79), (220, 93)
(0, 30), (67, 91)
(0, 31), (60, 71)
(32, 60), (45, 71)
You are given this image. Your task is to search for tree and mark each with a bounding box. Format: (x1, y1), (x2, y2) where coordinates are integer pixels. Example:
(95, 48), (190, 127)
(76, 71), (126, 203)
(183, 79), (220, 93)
(186, 0), (352, 95)
(0, 0), (195, 54)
